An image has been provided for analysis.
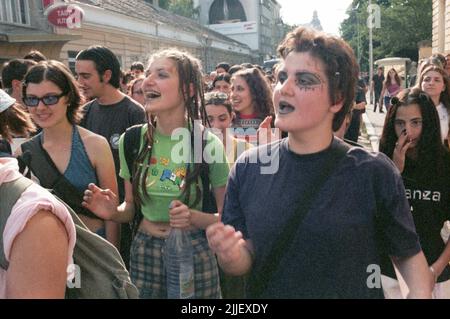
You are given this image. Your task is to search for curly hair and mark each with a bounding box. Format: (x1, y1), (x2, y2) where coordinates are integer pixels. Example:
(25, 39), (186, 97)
(231, 67), (274, 119)
(277, 27), (358, 131)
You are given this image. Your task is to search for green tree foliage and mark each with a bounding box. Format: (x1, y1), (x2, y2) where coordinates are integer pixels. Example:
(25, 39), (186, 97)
(340, 0), (432, 71)
(160, 0), (199, 19)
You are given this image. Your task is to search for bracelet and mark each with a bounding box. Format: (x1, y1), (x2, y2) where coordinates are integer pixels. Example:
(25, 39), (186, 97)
(430, 266), (438, 282)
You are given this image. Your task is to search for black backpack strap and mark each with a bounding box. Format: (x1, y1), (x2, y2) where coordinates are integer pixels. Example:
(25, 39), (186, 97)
(20, 134), (60, 189)
(19, 134), (97, 219)
(0, 177), (34, 270)
(200, 129), (217, 214)
(124, 124), (143, 182)
(249, 139), (351, 298)
(123, 125), (145, 237)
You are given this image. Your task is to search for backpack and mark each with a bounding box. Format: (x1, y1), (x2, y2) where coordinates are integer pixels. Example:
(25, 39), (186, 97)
(123, 125), (218, 235)
(0, 176), (139, 299)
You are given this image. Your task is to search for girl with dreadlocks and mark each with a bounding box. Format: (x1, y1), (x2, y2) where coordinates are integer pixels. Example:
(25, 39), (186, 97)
(82, 49), (229, 299)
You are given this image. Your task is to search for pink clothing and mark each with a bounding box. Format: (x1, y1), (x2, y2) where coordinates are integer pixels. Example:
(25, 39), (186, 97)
(387, 83), (401, 96)
(0, 158), (76, 298)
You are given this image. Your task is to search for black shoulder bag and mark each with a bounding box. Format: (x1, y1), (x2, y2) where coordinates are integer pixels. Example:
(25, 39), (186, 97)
(248, 139), (351, 298)
(19, 135), (96, 218)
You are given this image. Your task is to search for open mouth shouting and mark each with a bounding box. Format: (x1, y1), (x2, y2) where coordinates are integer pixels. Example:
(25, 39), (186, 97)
(144, 90), (161, 102)
(278, 101), (295, 115)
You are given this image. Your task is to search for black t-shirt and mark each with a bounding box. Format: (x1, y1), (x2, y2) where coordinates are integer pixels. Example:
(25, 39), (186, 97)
(80, 96), (146, 198)
(372, 74), (385, 92)
(223, 137), (421, 298)
(356, 79), (367, 104)
(0, 139), (11, 155)
(382, 155), (450, 282)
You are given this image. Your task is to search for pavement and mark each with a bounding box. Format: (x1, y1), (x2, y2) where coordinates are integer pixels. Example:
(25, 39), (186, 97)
(358, 101), (388, 152)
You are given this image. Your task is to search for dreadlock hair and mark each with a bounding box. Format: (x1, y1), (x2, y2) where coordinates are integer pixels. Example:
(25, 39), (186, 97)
(131, 48), (207, 215)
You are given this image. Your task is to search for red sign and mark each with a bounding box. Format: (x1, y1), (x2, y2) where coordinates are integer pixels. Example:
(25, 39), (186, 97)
(46, 4), (84, 29)
(42, 0), (54, 8)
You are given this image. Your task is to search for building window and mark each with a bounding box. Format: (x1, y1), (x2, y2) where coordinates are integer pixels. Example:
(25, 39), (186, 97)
(209, 0), (247, 24)
(0, 0), (30, 25)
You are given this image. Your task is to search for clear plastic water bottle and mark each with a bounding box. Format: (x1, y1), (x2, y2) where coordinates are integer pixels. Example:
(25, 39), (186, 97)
(165, 227), (195, 299)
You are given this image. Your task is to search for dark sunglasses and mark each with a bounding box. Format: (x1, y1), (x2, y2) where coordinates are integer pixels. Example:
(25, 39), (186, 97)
(23, 93), (65, 107)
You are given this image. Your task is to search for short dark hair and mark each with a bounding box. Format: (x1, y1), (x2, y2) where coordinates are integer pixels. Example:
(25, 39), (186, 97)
(277, 27), (359, 131)
(131, 61), (144, 72)
(430, 53), (446, 69)
(1, 59), (37, 89)
(215, 62), (230, 72)
(121, 70), (135, 85)
(76, 45), (121, 89)
(240, 62), (254, 69)
(23, 60), (85, 125)
(228, 64), (243, 76)
(212, 72), (231, 88)
(23, 50), (47, 63)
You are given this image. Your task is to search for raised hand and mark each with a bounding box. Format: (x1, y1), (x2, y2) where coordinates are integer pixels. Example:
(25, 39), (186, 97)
(206, 222), (246, 265)
(257, 116), (280, 145)
(82, 183), (118, 220)
(392, 129), (412, 173)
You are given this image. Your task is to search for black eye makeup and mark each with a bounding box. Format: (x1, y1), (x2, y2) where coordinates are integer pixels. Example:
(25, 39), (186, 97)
(277, 70), (324, 91)
(295, 72), (323, 87)
(277, 71), (288, 84)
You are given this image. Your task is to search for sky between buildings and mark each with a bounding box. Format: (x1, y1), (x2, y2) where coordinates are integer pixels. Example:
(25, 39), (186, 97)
(277, 0), (354, 36)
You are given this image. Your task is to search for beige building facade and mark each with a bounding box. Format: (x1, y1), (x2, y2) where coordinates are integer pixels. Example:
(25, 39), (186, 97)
(0, 0), (255, 75)
(432, 0), (450, 54)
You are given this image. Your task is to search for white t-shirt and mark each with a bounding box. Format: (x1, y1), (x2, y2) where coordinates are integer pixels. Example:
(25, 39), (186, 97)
(436, 103), (449, 144)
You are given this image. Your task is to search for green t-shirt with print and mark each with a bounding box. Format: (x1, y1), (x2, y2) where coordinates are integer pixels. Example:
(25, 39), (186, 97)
(118, 124), (229, 222)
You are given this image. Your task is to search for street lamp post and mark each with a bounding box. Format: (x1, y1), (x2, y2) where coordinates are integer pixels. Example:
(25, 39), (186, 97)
(369, 0), (374, 98)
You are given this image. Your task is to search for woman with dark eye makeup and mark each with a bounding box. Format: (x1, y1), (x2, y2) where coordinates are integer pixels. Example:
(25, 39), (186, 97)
(206, 27), (432, 299)
(379, 89), (450, 298)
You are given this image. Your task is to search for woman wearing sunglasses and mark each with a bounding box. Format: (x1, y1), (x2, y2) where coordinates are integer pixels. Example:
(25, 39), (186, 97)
(16, 60), (120, 247)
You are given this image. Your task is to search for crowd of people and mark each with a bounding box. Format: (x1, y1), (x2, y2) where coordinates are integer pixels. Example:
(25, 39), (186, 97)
(1, 26), (450, 299)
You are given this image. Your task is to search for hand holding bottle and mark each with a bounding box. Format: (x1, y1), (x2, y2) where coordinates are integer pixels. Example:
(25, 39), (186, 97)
(169, 200), (191, 229)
